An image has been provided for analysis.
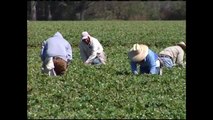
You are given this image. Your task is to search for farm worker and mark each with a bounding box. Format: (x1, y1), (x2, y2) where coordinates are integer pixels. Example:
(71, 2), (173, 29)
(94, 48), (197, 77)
(79, 31), (106, 65)
(40, 32), (72, 76)
(128, 43), (162, 75)
(158, 41), (186, 68)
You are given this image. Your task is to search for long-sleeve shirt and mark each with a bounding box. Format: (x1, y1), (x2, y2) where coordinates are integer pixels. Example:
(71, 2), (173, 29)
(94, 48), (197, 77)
(130, 49), (159, 74)
(159, 45), (184, 66)
(79, 36), (104, 63)
(40, 32), (72, 62)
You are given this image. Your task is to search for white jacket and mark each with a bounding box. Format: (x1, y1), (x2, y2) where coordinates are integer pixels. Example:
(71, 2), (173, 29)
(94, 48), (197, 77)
(79, 36), (105, 63)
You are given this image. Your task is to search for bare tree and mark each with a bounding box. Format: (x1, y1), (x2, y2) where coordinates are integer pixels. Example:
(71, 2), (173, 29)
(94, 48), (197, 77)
(47, 3), (52, 20)
(78, 1), (94, 20)
(31, 1), (37, 20)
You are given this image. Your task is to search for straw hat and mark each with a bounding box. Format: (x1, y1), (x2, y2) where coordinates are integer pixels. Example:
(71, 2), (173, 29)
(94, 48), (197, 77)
(177, 41), (186, 50)
(128, 44), (149, 62)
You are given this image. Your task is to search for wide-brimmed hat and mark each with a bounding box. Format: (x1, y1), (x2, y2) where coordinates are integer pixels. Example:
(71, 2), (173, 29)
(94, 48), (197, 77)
(81, 31), (90, 40)
(177, 41), (186, 50)
(128, 44), (149, 62)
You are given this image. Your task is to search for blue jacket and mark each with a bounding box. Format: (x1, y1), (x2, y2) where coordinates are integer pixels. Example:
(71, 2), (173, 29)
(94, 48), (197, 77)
(40, 32), (72, 62)
(130, 49), (159, 74)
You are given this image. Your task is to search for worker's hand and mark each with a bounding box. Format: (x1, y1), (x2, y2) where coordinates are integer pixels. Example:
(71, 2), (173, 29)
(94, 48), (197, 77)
(84, 61), (91, 65)
(133, 71), (138, 75)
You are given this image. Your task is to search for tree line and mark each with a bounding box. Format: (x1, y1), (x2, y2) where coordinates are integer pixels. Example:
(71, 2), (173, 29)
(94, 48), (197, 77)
(27, 1), (186, 21)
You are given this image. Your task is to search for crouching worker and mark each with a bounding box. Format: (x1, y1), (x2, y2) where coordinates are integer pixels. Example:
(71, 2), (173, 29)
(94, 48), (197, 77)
(128, 44), (162, 75)
(40, 32), (72, 76)
(79, 31), (106, 65)
(158, 41), (186, 68)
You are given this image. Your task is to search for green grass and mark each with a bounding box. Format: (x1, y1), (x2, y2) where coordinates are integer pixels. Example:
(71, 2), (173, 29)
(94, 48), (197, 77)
(27, 20), (186, 119)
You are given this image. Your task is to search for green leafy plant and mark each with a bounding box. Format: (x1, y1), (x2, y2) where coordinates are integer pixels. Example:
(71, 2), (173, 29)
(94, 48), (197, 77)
(27, 20), (186, 119)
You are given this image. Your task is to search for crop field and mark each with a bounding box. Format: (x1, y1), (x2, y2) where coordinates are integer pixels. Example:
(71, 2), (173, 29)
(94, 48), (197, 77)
(27, 21), (186, 119)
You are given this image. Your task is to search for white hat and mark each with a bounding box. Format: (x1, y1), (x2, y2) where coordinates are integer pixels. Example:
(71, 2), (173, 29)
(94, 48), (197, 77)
(82, 31), (90, 40)
(128, 44), (149, 62)
(177, 41), (186, 50)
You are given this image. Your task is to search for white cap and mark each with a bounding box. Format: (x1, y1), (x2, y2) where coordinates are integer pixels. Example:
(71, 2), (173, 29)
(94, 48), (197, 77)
(82, 31), (90, 40)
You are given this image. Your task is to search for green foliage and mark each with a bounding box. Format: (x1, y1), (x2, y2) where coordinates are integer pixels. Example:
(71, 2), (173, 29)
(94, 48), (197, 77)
(27, 21), (186, 119)
(28, 1), (186, 20)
